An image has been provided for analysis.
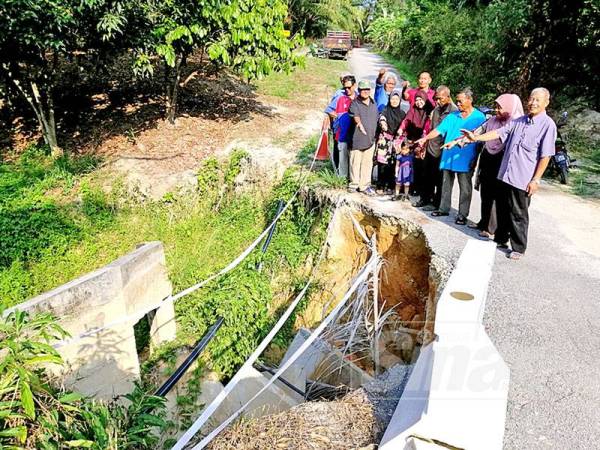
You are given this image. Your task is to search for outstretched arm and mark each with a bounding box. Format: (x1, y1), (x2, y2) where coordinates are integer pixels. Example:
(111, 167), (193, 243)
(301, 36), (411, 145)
(415, 128), (441, 147)
(354, 116), (367, 134)
(462, 128), (500, 143)
(442, 124), (486, 149)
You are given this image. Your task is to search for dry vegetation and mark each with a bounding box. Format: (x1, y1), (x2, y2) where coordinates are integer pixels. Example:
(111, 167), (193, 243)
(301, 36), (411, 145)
(206, 391), (376, 450)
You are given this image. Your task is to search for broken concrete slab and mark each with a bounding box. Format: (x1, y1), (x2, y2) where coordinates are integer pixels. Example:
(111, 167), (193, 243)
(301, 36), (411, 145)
(279, 327), (331, 392)
(280, 327), (374, 393)
(237, 365), (302, 419)
(312, 350), (375, 389)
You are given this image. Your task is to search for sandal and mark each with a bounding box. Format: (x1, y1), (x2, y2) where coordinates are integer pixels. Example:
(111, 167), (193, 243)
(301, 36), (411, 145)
(431, 210), (449, 217)
(455, 216), (467, 225)
(478, 230), (492, 238)
(506, 251), (523, 260)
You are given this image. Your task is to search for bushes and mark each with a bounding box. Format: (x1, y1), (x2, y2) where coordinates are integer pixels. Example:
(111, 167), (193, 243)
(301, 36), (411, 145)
(175, 166), (328, 378)
(1, 147), (328, 381)
(367, 0), (600, 108)
(0, 309), (166, 449)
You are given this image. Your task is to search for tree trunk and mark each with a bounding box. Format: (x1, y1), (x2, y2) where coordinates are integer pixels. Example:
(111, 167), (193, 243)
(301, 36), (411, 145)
(8, 76), (60, 153)
(30, 81), (59, 153)
(166, 55), (183, 124)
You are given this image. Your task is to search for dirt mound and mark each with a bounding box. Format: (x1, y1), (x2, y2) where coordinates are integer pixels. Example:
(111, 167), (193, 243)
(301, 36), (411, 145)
(206, 390), (376, 450)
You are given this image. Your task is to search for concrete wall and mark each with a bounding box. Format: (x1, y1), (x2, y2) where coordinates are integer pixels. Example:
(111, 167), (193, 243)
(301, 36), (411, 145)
(6, 242), (176, 400)
(380, 240), (510, 450)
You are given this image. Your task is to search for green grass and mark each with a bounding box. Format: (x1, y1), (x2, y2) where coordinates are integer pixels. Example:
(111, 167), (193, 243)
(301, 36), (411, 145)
(0, 145), (328, 381)
(563, 129), (600, 198)
(571, 168), (600, 197)
(0, 154), (267, 307)
(256, 56), (347, 99)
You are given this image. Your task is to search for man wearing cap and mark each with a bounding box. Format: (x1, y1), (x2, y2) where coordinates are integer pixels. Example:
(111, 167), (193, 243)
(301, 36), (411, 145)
(461, 87), (557, 260)
(348, 80), (379, 195)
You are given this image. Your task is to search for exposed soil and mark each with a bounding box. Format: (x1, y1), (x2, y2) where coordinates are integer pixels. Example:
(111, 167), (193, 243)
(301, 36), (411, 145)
(1, 51), (334, 198)
(297, 204), (435, 339)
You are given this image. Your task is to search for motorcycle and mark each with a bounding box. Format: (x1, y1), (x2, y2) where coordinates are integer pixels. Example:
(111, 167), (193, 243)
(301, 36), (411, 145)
(549, 111), (574, 184)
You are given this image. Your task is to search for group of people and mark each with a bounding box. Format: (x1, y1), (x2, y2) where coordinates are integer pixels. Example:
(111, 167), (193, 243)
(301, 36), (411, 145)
(324, 69), (557, 260)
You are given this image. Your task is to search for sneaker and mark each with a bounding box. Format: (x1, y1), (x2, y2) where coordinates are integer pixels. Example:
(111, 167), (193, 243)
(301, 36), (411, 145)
(401, 194), (410, 202)
(347, 186), (357, 193)
(363, 187), (377, 197)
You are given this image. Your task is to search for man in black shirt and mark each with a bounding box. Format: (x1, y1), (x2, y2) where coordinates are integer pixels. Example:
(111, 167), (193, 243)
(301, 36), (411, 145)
(348, 80), (379, 196)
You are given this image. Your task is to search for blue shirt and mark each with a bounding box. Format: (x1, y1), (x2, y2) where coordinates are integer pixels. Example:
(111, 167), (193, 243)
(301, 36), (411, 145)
(324, 89), (344, 114)
(437, 109), (486, 172)
(374, 83), (389, 112)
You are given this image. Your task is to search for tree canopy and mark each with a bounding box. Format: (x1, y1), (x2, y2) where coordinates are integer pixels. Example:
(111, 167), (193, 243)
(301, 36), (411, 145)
(0, 0), (302, 149)
(366, 0), (599, 107)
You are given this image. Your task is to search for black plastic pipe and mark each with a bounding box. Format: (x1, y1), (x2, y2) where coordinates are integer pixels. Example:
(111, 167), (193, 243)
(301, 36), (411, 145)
(253, 361), (305, 397)
(155, 317), (224, 397)
(256, 200), (285, 271)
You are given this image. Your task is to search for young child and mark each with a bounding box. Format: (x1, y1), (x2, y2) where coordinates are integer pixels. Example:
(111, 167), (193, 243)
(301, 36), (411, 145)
(375, 131), (395, 194)
(394, 140), (413, 201)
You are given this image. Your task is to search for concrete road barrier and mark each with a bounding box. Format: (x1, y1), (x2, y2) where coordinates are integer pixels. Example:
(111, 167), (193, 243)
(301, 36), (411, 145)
(380, 239), (510, 450)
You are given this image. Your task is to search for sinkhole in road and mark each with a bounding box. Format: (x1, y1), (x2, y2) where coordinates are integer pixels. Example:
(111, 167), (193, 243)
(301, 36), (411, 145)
(205, 203), (443, 449)
(298, 204), (438, 381)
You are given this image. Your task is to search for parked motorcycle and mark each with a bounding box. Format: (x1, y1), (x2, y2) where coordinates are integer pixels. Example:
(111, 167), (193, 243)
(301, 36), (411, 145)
(549, 111), (574, 184)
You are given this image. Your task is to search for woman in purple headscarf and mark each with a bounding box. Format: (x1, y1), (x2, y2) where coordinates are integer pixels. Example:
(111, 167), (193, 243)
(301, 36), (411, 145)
(400, 91), (433, 196)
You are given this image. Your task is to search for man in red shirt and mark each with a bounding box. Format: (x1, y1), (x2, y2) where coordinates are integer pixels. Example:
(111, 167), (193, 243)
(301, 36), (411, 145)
(403, 71), (436, 109)
(328, 75), (356, 178)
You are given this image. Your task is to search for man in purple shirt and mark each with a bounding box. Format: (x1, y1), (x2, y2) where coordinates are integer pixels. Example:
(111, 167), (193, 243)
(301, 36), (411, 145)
(462, 88), (557, 260)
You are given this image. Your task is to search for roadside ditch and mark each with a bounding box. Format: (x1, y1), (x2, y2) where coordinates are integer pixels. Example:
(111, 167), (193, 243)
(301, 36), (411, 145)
(146, 148), (450, 448)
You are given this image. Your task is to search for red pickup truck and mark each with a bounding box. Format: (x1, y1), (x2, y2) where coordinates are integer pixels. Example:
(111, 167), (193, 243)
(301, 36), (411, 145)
(322, 30), (352, 59)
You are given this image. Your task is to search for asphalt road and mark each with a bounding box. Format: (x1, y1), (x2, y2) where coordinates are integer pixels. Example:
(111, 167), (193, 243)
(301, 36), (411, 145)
(347, 47), (600, 449)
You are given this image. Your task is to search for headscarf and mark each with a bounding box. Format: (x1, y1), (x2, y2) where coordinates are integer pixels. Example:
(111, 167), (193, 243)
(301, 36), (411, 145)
(405, 91), (433, 131)
(485, 93), (524, 154)
(381, 88), (405, 134)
